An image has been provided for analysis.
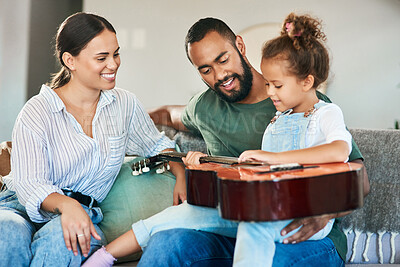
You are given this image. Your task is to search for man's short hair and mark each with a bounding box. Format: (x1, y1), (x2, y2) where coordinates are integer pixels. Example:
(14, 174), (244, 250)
(185, 17), (237, 62)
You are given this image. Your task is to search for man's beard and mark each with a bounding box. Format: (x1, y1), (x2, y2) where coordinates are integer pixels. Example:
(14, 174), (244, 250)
(213, 54), (253, 103)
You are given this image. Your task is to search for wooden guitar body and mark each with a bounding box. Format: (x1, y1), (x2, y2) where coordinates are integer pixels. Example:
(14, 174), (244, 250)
(185, 162), (364, 221)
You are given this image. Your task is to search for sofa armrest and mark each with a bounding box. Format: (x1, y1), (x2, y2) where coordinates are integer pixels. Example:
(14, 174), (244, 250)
(0, 141), (12, 176)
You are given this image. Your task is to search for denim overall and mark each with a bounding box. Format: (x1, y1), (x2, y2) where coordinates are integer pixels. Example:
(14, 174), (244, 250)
(262, 101), (327, 153)
(233, 101), (335, 267)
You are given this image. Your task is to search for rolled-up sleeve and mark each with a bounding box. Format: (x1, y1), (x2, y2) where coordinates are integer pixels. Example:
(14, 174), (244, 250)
(11, 120), (63, 223)
(125, 96), (175, 157)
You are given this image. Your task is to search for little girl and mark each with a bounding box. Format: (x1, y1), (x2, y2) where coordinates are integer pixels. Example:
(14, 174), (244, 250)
(83, 13), (352, 267)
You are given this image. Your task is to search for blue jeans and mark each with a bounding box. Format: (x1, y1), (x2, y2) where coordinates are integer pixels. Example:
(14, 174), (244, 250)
(138, 229), (345, 267)
(234, 220), (333, 266)
(132, 202), (333, 266)
(0, 189), (106, 267)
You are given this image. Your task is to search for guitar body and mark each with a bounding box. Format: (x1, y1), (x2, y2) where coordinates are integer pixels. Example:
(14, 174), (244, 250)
(185, 162), (364, 221)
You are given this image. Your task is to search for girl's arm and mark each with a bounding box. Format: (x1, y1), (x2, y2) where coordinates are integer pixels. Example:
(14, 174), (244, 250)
(239, 140), (349, 164)
(82, 229), (139, 266)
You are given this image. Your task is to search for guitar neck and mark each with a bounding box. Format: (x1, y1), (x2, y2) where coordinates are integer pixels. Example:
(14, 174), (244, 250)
(153, 151), (240, 165)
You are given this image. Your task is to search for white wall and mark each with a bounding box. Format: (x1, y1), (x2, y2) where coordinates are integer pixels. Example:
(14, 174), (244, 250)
(0, 0), (30, 142)
(83, 0), (400, 130)
(0, 0), (398, 142)
(0, 0), (81, 141)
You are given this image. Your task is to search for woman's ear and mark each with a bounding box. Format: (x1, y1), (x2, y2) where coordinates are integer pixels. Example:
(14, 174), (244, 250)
(61, 52), (76, 71)
(235, 35), (246, 56)
(302, 75), (315, 91)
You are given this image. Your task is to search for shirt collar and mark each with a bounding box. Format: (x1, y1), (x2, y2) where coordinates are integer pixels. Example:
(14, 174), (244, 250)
(40, 84), (116, 113)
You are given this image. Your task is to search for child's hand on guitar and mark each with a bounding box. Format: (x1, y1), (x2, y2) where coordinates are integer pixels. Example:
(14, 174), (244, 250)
(182, 151), (208, 166)
(239, 150), (275, 163)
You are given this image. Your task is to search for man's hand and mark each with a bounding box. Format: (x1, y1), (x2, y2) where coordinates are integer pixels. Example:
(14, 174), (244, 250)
(281, 214), (335, 244)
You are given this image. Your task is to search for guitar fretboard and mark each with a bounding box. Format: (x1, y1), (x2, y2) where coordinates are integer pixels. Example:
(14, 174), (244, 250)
(157, 151), (262, 166)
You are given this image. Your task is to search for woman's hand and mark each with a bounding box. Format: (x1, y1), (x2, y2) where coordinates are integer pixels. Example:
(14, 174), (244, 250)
(182, 151), (207, 166)
(59, 199), (101, 257)
(41, 193), (101, 257)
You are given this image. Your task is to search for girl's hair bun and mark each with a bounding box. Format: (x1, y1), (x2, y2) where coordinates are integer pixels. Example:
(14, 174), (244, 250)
(281, 12), (326, 50)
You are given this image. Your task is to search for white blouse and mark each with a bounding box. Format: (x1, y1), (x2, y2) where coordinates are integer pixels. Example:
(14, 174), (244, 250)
(7, 84), (175, 223)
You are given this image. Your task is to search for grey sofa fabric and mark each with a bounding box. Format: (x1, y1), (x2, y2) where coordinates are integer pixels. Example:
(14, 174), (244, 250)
(342, 129), (400, 264)
(157, 124), (207, 153)
(344, 129), (400, 233)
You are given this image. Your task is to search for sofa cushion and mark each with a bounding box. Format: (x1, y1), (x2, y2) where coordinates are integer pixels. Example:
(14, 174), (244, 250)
(173, 131), (207, 154)
(98, 156), (176, 262)
(156, 125), (178, 140)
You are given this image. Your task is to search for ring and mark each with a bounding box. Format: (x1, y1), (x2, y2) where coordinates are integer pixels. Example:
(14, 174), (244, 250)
(77, 234), (85, 238)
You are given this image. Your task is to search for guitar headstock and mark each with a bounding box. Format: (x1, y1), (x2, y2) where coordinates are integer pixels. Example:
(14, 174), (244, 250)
(130, 156), (170, 176)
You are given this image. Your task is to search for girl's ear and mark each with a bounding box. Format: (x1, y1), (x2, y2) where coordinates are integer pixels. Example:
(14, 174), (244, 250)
(62, 52), (76, 71)
(302, 75), (314, 91)
(235, 35), (246, 56)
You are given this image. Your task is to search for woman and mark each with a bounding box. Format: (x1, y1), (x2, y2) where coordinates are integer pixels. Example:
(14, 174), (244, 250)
(0, 12), (185, 266)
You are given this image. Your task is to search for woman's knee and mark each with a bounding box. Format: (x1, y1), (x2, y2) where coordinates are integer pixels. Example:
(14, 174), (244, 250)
(0, 209), (34, 264)
(31, 216), (106, 266)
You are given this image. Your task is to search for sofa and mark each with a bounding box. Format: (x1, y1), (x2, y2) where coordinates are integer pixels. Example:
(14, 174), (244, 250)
(1, 127), (399, 266)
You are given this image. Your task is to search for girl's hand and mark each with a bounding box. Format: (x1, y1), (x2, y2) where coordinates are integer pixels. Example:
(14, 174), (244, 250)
(239, 150), (274, 163)
(59, 199), (101, 257)
(182, 151), (207, 166)
(173, 177), (187, 205)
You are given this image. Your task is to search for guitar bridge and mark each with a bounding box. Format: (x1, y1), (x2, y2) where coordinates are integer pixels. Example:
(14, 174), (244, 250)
(270, 163), (302, 171)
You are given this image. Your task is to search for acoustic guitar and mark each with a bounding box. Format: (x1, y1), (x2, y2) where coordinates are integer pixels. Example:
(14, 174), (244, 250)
(135, 151), (364, 221)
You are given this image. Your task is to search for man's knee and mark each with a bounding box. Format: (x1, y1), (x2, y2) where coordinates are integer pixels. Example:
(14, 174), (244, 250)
(140, 229), (194, 265)
(140, 229), (235, 267)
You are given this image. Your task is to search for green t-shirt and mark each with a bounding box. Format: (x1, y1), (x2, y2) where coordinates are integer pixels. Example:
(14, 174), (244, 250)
(182, 88), (363, 260)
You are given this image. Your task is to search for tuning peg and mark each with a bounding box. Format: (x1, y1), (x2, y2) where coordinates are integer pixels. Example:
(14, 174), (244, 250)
(142, 161), (150, 173)
(132, 164), (140, 176)
(156, 165), (165, 174)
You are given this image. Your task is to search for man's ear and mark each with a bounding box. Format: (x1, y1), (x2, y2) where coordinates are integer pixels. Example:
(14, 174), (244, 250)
(235, 35), (246, 56)
(61, 52), (76, 71)
(302, 75), (315, 91)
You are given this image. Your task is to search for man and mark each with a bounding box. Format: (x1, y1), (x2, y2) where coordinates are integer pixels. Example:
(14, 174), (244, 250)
(143, 17), (369, 266)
